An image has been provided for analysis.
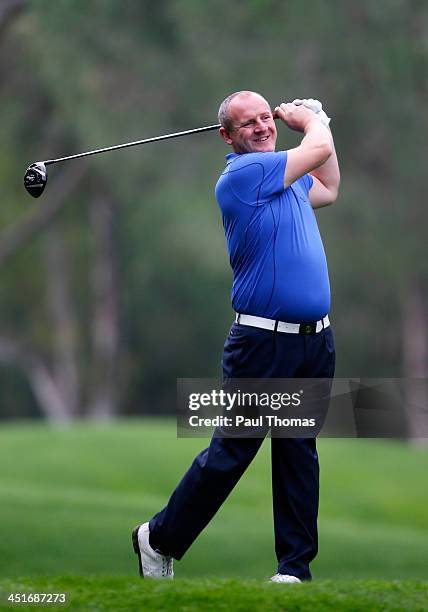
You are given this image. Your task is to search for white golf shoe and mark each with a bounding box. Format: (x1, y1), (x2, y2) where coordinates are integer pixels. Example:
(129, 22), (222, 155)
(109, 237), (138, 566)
(270, 573), (302, 584)
(132, 522), (174, 578)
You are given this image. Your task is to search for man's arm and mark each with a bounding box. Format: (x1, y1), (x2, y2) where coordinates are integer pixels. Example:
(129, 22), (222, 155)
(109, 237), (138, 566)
(308, 131), (340, 209)
(274, 103), (333, 189)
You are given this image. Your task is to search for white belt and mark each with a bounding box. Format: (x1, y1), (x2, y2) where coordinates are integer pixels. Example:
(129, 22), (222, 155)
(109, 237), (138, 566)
(235, 313), (330, 334)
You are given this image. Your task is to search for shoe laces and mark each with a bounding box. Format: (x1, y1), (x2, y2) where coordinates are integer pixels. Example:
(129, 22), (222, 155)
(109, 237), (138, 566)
(162, 555), (173, 576)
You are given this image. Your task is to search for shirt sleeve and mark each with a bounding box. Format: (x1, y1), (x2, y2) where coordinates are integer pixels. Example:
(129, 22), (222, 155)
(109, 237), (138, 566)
(298, 173), (314, 195)
(228, 152), (287, 206)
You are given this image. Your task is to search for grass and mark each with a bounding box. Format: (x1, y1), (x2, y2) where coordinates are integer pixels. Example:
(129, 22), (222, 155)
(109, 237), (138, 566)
(1, 577), (428, 611)
(0, 420), (427, 610)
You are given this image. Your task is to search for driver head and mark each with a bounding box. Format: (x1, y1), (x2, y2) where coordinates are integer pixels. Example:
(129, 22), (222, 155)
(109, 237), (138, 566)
(24, 162), (47, 198)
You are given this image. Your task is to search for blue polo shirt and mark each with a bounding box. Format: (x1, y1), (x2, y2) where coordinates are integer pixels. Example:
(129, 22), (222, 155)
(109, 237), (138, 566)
(215, 151), (330, 323)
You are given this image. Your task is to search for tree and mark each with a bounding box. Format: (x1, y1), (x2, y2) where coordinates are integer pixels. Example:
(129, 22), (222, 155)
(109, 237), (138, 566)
(0, 0), (426, 430)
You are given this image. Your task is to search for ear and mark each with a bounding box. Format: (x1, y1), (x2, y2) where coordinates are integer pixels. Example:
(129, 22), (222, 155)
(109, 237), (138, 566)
(219, 126), (233, 146)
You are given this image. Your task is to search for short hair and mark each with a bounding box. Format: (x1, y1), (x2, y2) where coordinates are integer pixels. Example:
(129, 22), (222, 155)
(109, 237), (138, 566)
(218, 90), (269, 132)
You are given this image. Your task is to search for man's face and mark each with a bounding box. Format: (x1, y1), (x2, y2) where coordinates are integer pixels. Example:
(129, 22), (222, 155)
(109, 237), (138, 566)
(220, 93), (277, 154)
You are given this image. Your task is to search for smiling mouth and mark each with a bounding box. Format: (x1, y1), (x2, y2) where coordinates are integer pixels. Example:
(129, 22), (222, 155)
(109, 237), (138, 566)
(253, 135), (269, 142)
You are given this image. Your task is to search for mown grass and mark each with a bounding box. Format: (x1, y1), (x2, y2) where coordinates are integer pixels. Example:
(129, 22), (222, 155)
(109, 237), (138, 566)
(1, 576), (427, 612)
(0, 420), (427, 610)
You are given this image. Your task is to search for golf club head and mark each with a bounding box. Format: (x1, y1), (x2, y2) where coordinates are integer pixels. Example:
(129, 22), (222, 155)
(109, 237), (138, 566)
(24, 162), (47, 198)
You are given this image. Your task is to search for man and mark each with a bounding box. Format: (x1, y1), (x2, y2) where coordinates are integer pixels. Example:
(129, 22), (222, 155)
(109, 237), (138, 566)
(133, 90), (340, 582)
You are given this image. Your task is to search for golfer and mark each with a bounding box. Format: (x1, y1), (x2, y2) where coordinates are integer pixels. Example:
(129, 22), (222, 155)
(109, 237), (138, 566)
(133, 90), (340, 582)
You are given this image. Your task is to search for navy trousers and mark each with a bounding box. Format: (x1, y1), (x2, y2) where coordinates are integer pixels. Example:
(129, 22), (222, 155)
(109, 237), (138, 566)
(149, 322), (335, 580)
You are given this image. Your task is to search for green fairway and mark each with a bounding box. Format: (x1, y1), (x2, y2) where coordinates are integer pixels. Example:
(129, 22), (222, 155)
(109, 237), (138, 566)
(1, 576), (427, 612)
(0, 420), (427, 591)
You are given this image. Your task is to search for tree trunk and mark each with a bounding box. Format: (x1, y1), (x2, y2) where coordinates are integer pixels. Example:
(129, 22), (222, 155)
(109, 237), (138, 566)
(401, 284), (428, 442)
(44, 226), (80, 418)
(0, 335), (70, 423)
(88, 193), (121, 419)
(0, 164), (87, 422)
(0, 0), (26, 38)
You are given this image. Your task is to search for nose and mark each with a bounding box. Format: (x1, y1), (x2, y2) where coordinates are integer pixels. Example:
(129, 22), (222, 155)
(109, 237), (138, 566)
(254, 118), (265, 131)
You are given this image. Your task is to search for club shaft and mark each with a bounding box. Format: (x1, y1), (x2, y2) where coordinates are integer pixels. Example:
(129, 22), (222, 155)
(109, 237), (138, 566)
(43, 124), (221, 166)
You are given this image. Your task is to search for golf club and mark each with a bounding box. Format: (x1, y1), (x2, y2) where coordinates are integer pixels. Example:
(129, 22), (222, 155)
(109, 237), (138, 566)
(23, 123), (221, 198)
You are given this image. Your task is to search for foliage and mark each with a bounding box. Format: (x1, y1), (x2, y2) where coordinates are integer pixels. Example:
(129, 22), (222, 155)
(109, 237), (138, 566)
(0, 0), (427, 415)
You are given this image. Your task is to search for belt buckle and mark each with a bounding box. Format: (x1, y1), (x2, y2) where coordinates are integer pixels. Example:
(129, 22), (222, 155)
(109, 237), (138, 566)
(299, 322), (317, 335)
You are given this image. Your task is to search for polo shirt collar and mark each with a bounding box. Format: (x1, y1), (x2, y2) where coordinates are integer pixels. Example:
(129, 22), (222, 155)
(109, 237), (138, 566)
(226, 152), (242, 162)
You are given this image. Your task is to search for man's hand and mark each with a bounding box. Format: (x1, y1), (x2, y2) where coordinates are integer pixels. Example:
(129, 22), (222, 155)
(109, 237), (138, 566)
(273, 98), (338, 203)
(274, 102), (322, 133)
(290, 100), (339, 208)
(293, 99), (331, 127)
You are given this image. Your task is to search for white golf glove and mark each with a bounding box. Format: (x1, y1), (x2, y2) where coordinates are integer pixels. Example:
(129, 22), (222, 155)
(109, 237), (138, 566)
(293, 98), (331, 127)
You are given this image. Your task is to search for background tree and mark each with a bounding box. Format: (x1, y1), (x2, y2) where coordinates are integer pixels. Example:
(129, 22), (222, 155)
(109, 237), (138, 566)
(0, 0), (426, 428)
